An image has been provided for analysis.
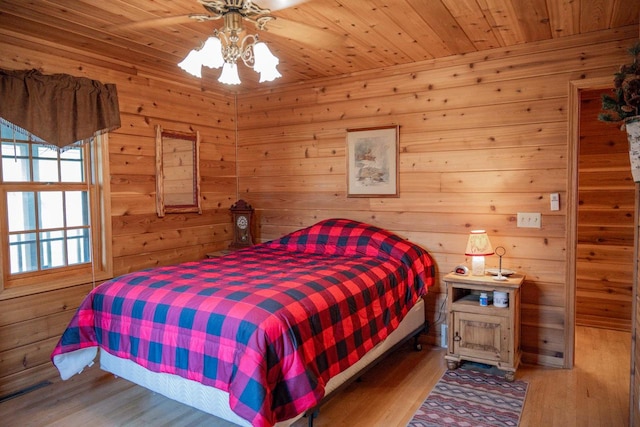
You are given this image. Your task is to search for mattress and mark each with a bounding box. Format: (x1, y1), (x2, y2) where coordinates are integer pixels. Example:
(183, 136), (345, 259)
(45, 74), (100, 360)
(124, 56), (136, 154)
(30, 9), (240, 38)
(99, 298), (426, 426)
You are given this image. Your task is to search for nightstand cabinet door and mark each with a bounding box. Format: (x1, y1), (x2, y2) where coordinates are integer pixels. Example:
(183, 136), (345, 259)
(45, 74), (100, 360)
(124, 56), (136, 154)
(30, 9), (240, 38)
(452, 311), (510, 364)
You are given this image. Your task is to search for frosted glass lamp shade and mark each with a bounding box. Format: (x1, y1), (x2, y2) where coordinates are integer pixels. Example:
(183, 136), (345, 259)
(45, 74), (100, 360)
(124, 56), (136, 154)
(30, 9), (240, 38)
(258, 65), (282, 83)
(178, 50), (204, 78)
(199, 37), (224, 69)
(218, 62), (241, 85)
(178, 37), (223, 78)
(253, 42), (282, 82)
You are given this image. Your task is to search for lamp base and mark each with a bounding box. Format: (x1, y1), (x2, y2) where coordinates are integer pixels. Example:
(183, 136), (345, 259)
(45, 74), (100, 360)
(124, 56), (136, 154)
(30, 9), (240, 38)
(471, 256), (485, 276)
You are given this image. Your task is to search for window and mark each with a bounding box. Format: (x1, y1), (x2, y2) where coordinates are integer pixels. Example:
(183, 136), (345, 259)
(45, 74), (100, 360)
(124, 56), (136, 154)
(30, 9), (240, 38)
(0, 122), (112, 296)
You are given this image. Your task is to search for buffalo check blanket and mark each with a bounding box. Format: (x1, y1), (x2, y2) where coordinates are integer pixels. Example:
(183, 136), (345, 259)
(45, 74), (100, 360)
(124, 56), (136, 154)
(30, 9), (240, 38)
(52, 219), (435, 426)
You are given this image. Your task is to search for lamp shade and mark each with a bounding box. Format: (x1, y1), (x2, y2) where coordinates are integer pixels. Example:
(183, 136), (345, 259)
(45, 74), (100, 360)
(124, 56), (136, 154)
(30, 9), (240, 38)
(253, 42), (282, 83)
(218, 62), (241, 85)
(177, 49), (204, 78)
(258, 66), (282, 83)
(258, 65), (282, 83)
(199, 37), (224, 70)
(465, 230), (494, 256)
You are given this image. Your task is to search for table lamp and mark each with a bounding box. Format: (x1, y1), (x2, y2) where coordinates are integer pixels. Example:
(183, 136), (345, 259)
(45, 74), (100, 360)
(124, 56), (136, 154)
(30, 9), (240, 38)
(465, 230), (494, 276)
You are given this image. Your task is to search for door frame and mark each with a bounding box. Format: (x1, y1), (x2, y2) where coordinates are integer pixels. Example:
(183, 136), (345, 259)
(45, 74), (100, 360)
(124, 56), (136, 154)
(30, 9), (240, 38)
(567, 76), (614, 368)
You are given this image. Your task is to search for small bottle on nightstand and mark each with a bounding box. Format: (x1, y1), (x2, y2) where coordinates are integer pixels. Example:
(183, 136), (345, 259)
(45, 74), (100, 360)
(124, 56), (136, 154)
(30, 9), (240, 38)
(479, 292), (488, 306)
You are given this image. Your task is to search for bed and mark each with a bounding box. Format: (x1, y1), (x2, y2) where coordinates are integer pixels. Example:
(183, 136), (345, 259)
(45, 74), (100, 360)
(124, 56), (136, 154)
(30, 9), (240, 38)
(51, 218), (436, 426)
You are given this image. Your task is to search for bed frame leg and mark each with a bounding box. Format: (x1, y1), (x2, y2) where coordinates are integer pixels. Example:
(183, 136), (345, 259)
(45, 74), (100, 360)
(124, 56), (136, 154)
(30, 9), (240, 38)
(412, 320), (428, 351)
(306, 409), (318, 427)
(413, 335), (422, 351)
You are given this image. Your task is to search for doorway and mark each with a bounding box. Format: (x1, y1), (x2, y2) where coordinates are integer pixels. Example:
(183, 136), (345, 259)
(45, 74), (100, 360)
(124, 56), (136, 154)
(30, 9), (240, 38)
(575, 88), (634, 332)
(569, 79), (635, 424)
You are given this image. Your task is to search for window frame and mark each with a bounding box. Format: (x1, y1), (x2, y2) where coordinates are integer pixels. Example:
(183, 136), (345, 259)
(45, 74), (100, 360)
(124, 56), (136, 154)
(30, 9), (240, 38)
(0, 134), (112, 299)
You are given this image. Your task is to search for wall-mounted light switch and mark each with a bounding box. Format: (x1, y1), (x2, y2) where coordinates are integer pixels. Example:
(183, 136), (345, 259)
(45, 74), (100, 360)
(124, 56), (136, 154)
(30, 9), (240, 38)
(550, 193), (560, 211)
(517, 212), (541, 228)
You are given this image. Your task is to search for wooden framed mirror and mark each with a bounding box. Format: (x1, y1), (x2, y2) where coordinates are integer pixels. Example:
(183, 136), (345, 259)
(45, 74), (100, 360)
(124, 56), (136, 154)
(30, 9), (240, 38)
(155, 125), (202, 217)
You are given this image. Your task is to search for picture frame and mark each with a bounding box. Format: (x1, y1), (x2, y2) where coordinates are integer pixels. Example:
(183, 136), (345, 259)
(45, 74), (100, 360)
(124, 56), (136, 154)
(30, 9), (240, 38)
(155, 125), (202, 217)
(346, 125), (399, 197)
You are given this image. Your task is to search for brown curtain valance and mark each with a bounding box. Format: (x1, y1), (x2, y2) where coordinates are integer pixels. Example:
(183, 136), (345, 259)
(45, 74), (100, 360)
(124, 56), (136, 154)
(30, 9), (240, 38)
(0, 68), (121, 149)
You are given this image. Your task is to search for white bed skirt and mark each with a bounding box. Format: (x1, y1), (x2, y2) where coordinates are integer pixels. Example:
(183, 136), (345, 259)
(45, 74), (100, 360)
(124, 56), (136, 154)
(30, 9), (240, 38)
(100, 299), (426, 426)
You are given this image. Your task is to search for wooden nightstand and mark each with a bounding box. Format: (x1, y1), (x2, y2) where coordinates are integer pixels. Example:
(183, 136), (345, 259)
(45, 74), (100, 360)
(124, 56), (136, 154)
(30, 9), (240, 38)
(443, 271), (525, 381)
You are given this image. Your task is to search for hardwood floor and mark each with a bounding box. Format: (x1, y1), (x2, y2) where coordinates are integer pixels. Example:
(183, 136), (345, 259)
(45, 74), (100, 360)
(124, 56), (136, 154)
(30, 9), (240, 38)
(0, 326), (630, 427)
(518, 326), (631, 427)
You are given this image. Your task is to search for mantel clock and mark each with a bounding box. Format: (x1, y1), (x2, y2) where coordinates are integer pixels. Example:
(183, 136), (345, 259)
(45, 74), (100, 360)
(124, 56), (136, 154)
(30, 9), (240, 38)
(229, 199), (254, 250)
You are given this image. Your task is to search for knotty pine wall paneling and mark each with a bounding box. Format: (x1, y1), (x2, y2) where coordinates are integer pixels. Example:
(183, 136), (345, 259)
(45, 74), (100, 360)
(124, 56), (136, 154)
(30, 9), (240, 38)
(576, 89), (634, 331)
(237, 26), (640, 368)
(632, 186), (640, 427)
(0, 36), (237, 397)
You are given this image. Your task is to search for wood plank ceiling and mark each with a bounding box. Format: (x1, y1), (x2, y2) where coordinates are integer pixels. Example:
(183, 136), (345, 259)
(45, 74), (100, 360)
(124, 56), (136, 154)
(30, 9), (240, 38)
(0, 0), (637, 93)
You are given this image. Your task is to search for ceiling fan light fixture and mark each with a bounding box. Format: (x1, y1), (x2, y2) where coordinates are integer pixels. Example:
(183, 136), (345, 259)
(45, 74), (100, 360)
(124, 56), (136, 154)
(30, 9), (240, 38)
(177, 0), (282, 85)
(218, 62), (241, 85)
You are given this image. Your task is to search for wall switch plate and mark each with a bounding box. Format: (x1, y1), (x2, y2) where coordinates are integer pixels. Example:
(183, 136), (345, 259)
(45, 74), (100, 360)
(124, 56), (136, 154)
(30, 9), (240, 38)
(517, 212), (541, 228)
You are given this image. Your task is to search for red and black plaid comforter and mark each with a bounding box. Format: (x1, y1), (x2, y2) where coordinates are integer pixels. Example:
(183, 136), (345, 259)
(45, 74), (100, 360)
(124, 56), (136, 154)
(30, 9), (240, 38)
(52, 219), (435, 426)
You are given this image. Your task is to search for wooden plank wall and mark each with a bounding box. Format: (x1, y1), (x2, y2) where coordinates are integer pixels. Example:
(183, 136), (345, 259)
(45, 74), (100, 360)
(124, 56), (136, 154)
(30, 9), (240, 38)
(237, 26), (640, 368)
(576, 89), (634, 331)
(0, 35), (237, 397)
(629, 25), (639, 427)
(633, 187), (640, 427)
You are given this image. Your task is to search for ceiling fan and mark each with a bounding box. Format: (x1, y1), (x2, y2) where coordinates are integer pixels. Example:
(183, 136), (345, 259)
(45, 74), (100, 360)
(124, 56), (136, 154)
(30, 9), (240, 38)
(106, 1), (300, 83)
(187, 0), (345, 48)
(111, 0), (326, 84)
(189, 0), (302, 29)
(106, 0), (346, 49)
(108, 0), (341, 47)
(116, 0), (298, 31)
(109, 0), (345, 84)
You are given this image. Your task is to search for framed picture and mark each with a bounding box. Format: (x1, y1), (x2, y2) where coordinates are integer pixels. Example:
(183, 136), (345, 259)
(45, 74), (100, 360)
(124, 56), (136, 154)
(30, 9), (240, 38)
(346, 125), (399, 197)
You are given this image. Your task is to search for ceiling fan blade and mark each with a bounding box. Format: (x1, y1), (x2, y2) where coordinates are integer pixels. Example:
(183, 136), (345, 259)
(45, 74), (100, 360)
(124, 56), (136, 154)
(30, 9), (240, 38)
(267, 17), (345, 49)
(106, 1), (308, 32)
(257, 0), (311, 12)
(106, 14), (213, 31)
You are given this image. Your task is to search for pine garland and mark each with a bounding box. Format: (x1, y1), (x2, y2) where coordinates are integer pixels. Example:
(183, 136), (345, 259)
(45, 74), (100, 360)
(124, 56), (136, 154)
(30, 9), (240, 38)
(599, 42), (640, 126)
